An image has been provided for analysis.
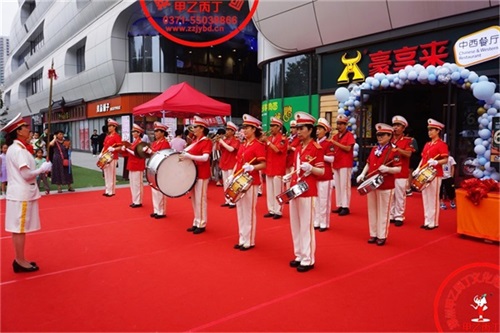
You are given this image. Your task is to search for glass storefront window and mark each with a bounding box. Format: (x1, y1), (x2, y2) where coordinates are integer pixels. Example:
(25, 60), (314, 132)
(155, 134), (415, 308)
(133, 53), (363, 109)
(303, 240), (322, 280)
(269, 60), (283, 99)
(284, 55), (309, 97)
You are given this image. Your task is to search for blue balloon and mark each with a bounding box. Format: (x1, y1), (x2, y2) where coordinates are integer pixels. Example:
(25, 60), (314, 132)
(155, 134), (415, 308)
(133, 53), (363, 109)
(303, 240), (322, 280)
(344, 110), (350, 117)
(468, 72), (479, 83)
(478, 129), (491, 139)
(474, 145), (486, 155)
(474, 138), (483, 146)
(460, 69), (470, 78)
(478, 157), (487, 166)
(428, 74), (436, 82)
(457, 78), (464, 84)
(491, 172), (500, 181)
(473, 169), (484, 178)
(473, 81), (496, 101)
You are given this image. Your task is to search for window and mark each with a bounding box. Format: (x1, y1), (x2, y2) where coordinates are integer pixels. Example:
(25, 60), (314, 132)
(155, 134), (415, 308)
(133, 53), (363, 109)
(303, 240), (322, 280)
(76, 45), (85, 73)
(268, 60), (283, 99)
(30, 71), (43, 95)
(284, 55), (309, 97)
(65, 38), (86, 76)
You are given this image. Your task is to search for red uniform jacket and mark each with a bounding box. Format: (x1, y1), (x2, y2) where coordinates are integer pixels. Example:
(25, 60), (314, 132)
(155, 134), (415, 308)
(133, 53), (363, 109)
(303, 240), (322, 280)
(265, 133), (288, 176)
(234, 139), (266, 186)
(332, 131), (355, 169)
(122, 138), (146, 172)
(286, 134), (300, 169)
(317, 137), (334, 181)
(104, 133), (122, 160)
(421, 139), (449, 177)
(366, 143), (401, 190)
(391, 136), (415, 179)
(218, 137), (240, 171)
(291, 140), (325, 197)
(186, 136), (212, 179)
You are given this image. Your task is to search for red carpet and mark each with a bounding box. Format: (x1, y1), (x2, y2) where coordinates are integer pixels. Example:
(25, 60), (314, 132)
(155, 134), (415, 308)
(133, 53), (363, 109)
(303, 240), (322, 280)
(1, 184), (498, 332)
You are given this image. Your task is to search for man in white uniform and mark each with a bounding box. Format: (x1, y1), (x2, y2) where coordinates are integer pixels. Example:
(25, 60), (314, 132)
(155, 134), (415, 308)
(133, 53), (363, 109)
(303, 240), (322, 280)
(2, 113), (52, 273)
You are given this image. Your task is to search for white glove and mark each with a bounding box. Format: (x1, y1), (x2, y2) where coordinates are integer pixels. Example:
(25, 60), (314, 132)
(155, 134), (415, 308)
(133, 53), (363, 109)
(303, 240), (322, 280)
(98, 153), (102, 158)
(121, 145), (126, 151)
(356, 174), (365, 184)
(427, 158), (438, 166)
(182, 152), (193, 160)
(412, 169), (420, 177)
(108, 147), (115, 152)
(142, 146), (149, 152)
(283, 174), (292, 183)
(300, 162), (313, 173)
(378, 165), (390, 173)
(226, 175), (234, 185)
(40, 161), (52, 173)
(242, 163), (254, 172)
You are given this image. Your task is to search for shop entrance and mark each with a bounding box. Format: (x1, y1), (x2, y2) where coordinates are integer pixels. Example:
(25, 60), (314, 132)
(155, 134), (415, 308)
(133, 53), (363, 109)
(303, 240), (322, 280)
(358, 84), (478, 182)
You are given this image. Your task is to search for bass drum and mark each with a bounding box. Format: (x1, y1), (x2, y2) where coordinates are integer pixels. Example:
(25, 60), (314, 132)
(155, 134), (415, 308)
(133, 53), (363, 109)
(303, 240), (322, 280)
(146, 149), (197, 198)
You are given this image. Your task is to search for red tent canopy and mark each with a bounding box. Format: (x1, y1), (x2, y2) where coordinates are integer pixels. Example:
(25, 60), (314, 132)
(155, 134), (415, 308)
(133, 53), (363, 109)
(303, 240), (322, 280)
(132, 82), (231, 118)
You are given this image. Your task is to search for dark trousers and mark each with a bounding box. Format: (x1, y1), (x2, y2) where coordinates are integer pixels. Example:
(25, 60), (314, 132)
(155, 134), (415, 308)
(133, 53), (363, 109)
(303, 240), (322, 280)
(92, 144), (98, 155)
(439, 177), (456, 200)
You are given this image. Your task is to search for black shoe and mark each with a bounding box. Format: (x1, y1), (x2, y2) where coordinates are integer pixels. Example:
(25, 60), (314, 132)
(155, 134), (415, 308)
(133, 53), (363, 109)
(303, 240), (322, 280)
(12, 260), (39, 273)
(257, 193), (262, 197)
(367, 237), (377, 244)
(376, 239), (386, 246)
(289, 260), (301, 268)
(272, 214), (282, 220)
(150, 213), (157, 218)
(264, 213), (275, 218)
(228, 204), (236, 209)
(420, 224), (427, 229)
(332, 207), (342, 213)
(319, 227), (328, 232)
(394, 220), (403, 227)
(154, 214), (166, 219)
(338, 208), (350, 216)
(187, 226), (197, 232)
(239, 245), (255, 251)
(297, 264), (314, 272)
(234, 244), (242, 249)
(220, 203), (230, 207)
(193, 227), (206, 234)
(68, 188), (75, 192)
(129, 203), (142, 208)
(314, 226), (320, 230)
(103, 193), (115, 197)
(390, 219), (396, 224)
(425, 225), (438, 230)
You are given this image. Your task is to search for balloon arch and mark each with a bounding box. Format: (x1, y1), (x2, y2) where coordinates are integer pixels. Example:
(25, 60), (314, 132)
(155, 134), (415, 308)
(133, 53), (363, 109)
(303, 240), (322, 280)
(334, 62), (500, 180)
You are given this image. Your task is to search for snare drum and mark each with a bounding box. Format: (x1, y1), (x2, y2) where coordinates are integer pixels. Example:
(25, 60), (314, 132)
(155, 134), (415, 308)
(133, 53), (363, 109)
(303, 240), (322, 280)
(225, 172), (253, 203)
(411, 166), (436, 192)
(276, 181), (309, 205)
(357, 174), (385, 195)
(146, 149), (197, 198)
(96, 151), (113, 169)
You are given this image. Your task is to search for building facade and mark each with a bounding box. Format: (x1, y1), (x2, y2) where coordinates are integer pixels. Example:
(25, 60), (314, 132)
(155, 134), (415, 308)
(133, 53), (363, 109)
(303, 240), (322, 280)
(0, 36), (9, 87)
(2, 0), (261, 149)
(253, 1), (499, 181)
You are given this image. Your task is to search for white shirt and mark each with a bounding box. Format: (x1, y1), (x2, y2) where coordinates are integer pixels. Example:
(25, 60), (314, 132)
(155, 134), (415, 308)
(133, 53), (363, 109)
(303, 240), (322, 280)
(6, 140), (41, 201)
(442, 156), (456, 179)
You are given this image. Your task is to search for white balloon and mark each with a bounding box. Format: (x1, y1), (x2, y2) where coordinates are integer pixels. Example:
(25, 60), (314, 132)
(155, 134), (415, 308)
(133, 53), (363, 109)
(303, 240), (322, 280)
(473, 81), (496, 101)
(478, 128), (491, 139)
(482, 140), (489, 147)
(491, 172), (500, 181)
(487, 108), (498, 116)
(480, 118), (490, 126)
(488, 122), (492, 130)
(404, 65), (413, 73)
(474, 144), (486, 155)
(351, 124), (357, 131)
(478, 75), (489, 82)
(349, 117), (356, 124)
(371, 79), (380, 88)
(354, 143), (359, 150)
(484, 150), (491, 160)
(474, 138), (483, 146)
(408, 71), (418, 81)
(353, 151), (358, 158)
(460, 69), (470, 78)
(473, 169), (484, 178)
(398, 71), (408, 81)
(335, 87), (351, 103)
(381, 79), (390, 88)
(427, 65), (436, 74)
(468, 72), (479, 83)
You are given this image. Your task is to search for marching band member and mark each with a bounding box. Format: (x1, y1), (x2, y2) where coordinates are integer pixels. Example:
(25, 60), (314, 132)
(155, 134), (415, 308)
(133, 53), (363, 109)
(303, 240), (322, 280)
(286, 120), (300, 190)
(1, 114), (52, 273)
(331, 114), (355, 216)
(389, 116), (415, 227)
(314, 118), (335, 231)
(284, 112), (324, 272)
(100, 119), (122, 197)
(413, 119), (449, 230)
(120, 124), (146, 208)
(179, 116), (213, 234)
(144, 122), (171, 219)
(218, 121), (240, 208)
(262, 117), (288, 219)
(230, 114), (266, 250)
(356, 123), (401, 246)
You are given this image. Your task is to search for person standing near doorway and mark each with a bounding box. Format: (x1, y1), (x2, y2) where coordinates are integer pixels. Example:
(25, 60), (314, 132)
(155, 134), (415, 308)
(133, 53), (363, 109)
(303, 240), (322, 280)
(413, 118), (449, 230)
(90, 129), (99, 156)
(389, 116), (415, 227)
(331, 114), (355, 216)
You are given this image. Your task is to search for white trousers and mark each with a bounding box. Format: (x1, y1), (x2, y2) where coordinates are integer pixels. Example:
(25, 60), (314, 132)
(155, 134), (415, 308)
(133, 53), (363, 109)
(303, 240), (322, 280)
(190, 178), (209, 228)
(129, 170), (144, 205)
(314, 180), (333, 228)
(266, 175), (283, 216)
(151, 187), (166, 215)
(285, 167), (294, 190)
(390, 178), (407, 221)
(221, 169), (234, 205)
(103, 159), (117, 195)
(333, 167), (352, 208)
(289, 196), (316, 266)
(236, 185), (258, 247)
(422, 177), (442, 228)
(367, 189), (393, 239)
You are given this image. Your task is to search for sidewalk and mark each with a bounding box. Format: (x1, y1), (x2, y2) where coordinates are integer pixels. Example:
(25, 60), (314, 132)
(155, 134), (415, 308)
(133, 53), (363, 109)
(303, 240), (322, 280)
(70, 150), (125, 171)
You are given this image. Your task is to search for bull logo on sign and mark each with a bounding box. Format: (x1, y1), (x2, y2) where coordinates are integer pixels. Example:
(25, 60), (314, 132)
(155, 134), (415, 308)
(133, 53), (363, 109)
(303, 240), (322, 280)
(338, 51), (365, 84)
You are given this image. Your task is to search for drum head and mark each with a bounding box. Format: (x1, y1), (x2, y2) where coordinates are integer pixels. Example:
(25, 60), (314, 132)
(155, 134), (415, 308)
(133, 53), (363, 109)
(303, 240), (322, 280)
(147, 150), (197, 197)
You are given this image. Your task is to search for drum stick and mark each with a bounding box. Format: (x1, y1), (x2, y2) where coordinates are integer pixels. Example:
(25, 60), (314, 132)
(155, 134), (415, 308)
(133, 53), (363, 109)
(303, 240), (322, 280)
(364, 159), (394, 179)
(233, 157), (257, 178)
(296, 156), (317, 181)
(419, 154), (441, 170)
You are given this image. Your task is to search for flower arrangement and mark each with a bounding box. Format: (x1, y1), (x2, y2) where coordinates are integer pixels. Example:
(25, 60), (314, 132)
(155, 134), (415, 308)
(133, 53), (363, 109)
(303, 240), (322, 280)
(460, 178), (499, 205)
